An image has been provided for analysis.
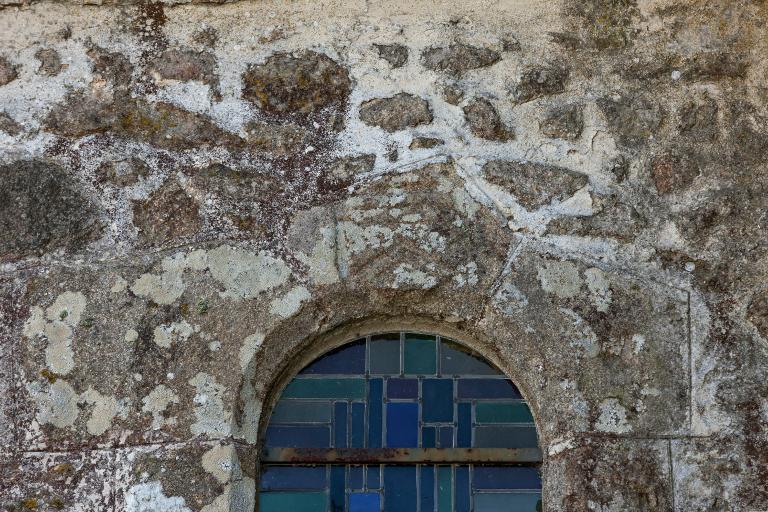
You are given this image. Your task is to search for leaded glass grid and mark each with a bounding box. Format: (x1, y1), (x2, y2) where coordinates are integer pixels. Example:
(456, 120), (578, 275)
(260, 332), (543, 512)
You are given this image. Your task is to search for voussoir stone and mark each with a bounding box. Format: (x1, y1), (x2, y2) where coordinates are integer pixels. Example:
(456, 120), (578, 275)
(359, 92), (432, 132)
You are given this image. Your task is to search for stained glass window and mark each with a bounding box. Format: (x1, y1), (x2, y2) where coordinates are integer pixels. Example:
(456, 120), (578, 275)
(260, 332), (543, 511)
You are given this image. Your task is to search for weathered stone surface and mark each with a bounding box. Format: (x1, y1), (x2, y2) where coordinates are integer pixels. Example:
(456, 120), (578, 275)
(34, 47), (62, 76)
(540, 103), (583, 140)
(0, 56), (18, 85)
(409, 136), (443, 149)
(510, 63), (569, 104)
(747, 294), (768, 340)
(651, 151), (698, 194)
(482, 160), (588, 210)
(374, 43), (408, 67)
(442, 84), (464, 105)
(94, 158), (150, 188)
(244, 120), (309, 157)
(0, 161), (102, 260)
(421, 44), (500, 76)
(0, 111), (22, 135)
(598, 94), (663, 147)
(463, 97), (513, 141)
(242, 51), (351, 123)
(132, 179), (201, 247)
(563, 0), (639, 50)
(679, 97), (719, 142)
(359, 92), (432, 132)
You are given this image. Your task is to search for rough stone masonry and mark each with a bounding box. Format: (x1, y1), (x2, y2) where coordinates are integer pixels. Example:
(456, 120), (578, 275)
(0, 0), (767, 510)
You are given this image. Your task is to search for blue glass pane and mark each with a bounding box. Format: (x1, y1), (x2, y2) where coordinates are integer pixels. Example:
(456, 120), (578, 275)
(368, 379), (383, 448)
(350, 492), (381, 512)
(350, 466), (364, 490)
(420, 466), (435, 512)
(334, 402), (348, 448)
(474, 426), (538, 448)
(404, 334), (436, 375)
(260, 466), (327, 490)
(266, 426), (329, 448)
(474, 493), (541, 512)
(422, 426), (436, 448)
(457, 379), (521, 399)
(473, 467), (542, 490)
(331, 466), (345, 512)
(370, 334), (400, 375)
(440, 340), (502, 376)
(422, 379), (453, 423)
(455, 466), (470, 512)
(438, 426), (453, 448)
(383, 466), (417, 512)
(260, 492), (326, 512)
(270, 400), (332, 423)
(351, 403), (365, 448)
(301, 339), (366, 374)
(387, 378), (418, 399)
(386, 403), (418, 447)
(367, 465), (381, 489)
(457, 403), (471, 448)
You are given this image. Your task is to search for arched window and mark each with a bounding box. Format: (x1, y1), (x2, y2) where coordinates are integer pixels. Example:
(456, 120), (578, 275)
(259, 332), (543, 511)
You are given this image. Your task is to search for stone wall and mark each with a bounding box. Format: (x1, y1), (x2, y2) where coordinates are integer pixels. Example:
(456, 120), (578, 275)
(0, 0), (767, 510)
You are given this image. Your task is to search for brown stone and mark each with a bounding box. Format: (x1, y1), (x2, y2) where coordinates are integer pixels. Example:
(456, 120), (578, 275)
(511, 63), (570, 104)
(132, 179), (201, 247)
(35, 48), (63, 76)
(374, 43), (408, 68)
(421, 44), (500, 76)
(540, 103), (584, 140)
(482, 160), (588, 209)
(0, 56), (18, 86)
(359, 93), (432, 132)
(463, 98), (513, 141)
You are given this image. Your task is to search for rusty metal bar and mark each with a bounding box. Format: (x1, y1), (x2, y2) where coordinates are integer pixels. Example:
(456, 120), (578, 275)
(261, 447), (543, 465)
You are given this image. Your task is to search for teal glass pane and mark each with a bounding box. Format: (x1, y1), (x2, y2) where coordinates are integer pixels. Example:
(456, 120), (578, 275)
(383, 466), (417, 512)
(476, 402), (534, 423)
(422, 426), (436, 448)
(437, 466), (452, 512)
(474, 493), (542, 512)
(283, 378), (366, 399)
(457, 403), (471, 447)
(270, 400), (332, 423)
(351, 403), (365, 448)
(422, 379), (453, 422)
(404, 334), (436, 375)
(260, 466), (327, 490)
(455, 466), (470, 512)
(441, 339), (502, 375)
(370, 334), (400, 375)
(473, 467), (541, 490)
(334, 402), (348, 448)
(420, 466), (434, 511)
(474, 425), (539, 448)
(260, 492), (326, 512)
(368, 379), (383, 448)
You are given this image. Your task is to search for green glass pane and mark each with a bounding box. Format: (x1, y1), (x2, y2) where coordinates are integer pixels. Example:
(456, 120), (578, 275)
(282, 378), (366, 399)
(370, 334), (400, 375)
(270, 400), (332, 423)
(437, 466), (452, 512)
(476, 402), (534, 424)
(260, 492), (326, 512)
(474, 493), (541, 512)
(404, 334), (436, 375)
(440, 339), (501, 376)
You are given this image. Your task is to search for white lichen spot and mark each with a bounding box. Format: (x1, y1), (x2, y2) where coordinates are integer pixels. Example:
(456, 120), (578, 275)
(152, 320), (195, 348)
(25, 292), (87, 376)
(207, 246), (291, 300)
(560, 308), (600, 358)
(632, 334), (646, 354)
(125, 481), (191, 512)
(584, 267), (612, 312)
(125, 329), (139, 342)
(269, 286), (311, 318)
(339, 222), (394, 255)
(111, 276), (128, 293)
(131, 270), (185, 305)
(45, 291), (87, 325)
(393, 263), (437, 289)
(28, 379), (79, 429)
(537, 260), (582, 299)
(239, 332), (265, 372)
(548, 437), (575, 456)
(189, 373), (231, 438)
(142, 384), (179, 430)
(595, 398), (632, 433)
(453, 262), (478, 287)
(493, 283), (529, 315)
(202, 443), (236, 484)
(80, 387), (120, 436)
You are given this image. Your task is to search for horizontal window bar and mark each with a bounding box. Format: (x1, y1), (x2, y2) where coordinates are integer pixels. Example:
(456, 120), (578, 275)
(261, 447), (543, 464)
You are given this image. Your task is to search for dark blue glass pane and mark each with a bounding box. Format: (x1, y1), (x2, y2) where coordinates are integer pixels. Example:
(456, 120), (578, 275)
(386, 403), (418, 447)
(350, 466), (364, 490)
(334, 402), (348, 448)
(474, 493), (541, 511)
(367, 465), (381, 489)
(383, 466), (417, 512)
(420, 466), (435, 512)
(438, 426), (453, 448)
(387, 378), (418, 399)
(331, 465), (345, 512)
(368, 379), (383, 448)
(301, 339), (366, 375)
(350, 492), (381, 512)
(473, 467), (542, 490)
(422, 379), (453, 423)
(260, 466), (327, 491)
(455, 466), (470, 512)
(457, 402), (471, 448)
(370, 334), (400, 375)
(270, 400), (332, 423)
(474, 426), (538, 448)
(351, 402), (365, 448)
(266, 426), (329, 448)
(457, 379), (521, 399)
(440, 340), (502, 376)
(422, 426), (436, 448)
